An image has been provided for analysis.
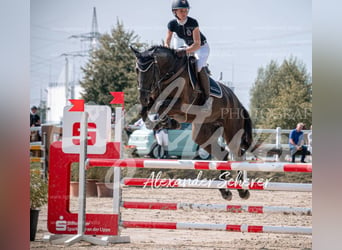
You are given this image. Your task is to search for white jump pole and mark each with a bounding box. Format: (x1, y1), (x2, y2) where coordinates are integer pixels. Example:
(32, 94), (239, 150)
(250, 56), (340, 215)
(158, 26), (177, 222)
(275, 127), (281, 162)
(64, 111), (108, 246)
(113, 106), (123, 215)
(103, 107), (130, 244)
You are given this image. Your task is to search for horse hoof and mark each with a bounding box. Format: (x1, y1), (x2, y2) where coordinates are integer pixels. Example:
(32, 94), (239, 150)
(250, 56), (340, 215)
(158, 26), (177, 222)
(238, 189), (250, 200)
(219, 189), (232, 201)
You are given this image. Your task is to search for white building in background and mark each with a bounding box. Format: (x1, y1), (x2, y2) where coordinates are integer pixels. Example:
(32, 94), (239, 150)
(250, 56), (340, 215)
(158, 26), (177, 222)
(46, 64), (84, 124)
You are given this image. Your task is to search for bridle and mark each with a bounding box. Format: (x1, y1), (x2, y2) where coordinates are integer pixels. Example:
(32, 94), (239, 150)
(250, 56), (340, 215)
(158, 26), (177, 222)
(135, 52), (187, 98)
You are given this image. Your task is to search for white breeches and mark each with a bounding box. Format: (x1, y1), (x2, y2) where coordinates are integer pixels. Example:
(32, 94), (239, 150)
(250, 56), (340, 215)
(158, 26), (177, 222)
(155, 129), (168, 147)
(194, 43), (210, 72)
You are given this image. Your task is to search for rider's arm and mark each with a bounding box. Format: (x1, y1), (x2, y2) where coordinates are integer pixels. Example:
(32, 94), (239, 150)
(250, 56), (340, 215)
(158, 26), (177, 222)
(185, 27), (201, 53)
(164, 30), (173, 48)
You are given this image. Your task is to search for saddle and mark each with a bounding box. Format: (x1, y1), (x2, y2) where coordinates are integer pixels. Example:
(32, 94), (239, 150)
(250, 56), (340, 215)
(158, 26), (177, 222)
(187, 56), (223, 98)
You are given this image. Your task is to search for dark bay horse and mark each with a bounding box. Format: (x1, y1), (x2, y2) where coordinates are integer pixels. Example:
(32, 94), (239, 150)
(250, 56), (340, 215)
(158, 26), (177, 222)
(131, 45), (253, 200)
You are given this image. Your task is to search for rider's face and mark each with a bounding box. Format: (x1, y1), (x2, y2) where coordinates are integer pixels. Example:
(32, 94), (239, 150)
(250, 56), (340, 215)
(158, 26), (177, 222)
(175, 8), (188, 21)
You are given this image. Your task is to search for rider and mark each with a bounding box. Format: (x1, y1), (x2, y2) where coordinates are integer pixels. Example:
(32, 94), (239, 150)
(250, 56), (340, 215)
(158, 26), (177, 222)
(164, 0), (213, 112)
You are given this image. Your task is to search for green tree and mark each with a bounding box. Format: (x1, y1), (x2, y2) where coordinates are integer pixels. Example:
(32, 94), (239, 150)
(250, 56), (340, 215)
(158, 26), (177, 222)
(249, 57), (312, 129)
(80, 20), (146, 111)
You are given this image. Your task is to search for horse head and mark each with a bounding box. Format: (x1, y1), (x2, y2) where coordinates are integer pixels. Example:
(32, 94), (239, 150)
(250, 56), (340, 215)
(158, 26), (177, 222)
(131, 46), (179, 105)
(131, 45), (187, 126)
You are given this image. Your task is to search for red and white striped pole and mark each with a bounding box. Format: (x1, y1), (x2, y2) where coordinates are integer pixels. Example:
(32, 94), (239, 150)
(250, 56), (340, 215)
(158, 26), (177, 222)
(122, 178), (312, 192)
(121, 221), (312, 235)
(87, 158), (312, 173)
(122, 201), (312, 215)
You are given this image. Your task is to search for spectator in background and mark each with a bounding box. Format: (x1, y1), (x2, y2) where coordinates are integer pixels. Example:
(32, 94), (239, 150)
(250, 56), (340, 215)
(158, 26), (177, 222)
(30, 106), (41, 127)
(30, 106), (41, 142)
(289, 122), (308, 163)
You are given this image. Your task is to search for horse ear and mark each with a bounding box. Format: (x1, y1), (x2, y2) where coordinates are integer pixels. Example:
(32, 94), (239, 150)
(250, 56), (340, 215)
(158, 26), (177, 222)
(130, 45), (140, 57)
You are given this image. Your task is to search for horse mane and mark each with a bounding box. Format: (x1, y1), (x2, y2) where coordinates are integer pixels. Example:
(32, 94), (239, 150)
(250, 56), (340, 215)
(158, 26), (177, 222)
(148, 45), (176, 54)
(137, 45), (176, 62)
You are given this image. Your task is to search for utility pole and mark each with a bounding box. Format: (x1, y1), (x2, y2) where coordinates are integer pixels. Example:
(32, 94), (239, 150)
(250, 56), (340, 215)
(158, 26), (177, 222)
(47, 7), (101, 122)
(69, 6), (101, 52)
(60, 53), (87, 106)
(65, 56), (69, 105)
(60, 7), (101, 106)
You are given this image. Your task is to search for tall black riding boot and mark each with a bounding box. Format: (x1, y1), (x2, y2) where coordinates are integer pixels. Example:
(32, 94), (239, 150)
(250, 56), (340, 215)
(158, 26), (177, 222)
(157, 145), (162, 159)
(163, 146), (169, 159)
(198, 67), (213, 112)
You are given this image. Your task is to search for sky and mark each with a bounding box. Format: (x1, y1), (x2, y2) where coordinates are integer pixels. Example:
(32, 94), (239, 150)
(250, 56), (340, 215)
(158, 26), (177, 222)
(31, 0), (312, 110)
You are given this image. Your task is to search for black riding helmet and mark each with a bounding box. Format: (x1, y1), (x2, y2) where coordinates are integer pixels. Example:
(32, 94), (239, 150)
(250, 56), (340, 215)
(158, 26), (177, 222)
(171, 0), (190, 19)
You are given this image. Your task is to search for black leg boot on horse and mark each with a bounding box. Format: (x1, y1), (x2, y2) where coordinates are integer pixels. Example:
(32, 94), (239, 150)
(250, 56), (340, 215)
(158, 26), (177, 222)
(198, 67), (213, 113)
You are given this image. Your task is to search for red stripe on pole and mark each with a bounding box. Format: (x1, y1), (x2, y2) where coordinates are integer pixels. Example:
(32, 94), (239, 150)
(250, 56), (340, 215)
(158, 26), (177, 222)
(83, 158), (312, 172)
(88, 159), (145, 169)
(122, 221), (177, 229)
(216, 162), (233, 170)
(194, 162), (210, 170)
(129, 159), (145, 168)
(284, 164), (312, 172)
(226, 205), (243, 213)
(248, 225), (263, 233)
(248, 206), (264, 213)
(226, 225), (241, 232)
(123, 201), (177, 210)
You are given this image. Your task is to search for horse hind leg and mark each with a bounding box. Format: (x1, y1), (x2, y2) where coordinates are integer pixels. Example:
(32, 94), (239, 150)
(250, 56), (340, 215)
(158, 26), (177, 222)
(201, 144), (233, 201)
(218, 153), (233, 201)
(219, 189), (233, 201)
(219, 173), (233, 201)
(238, 189), (250, 200)
(225, 128), (251, 200)
(192, 124), (233, 201)
(236, 170), (250, 200)
(232, 156), (250, 200)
